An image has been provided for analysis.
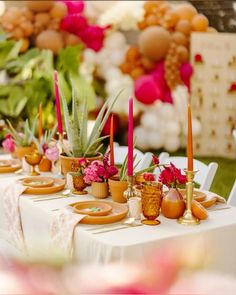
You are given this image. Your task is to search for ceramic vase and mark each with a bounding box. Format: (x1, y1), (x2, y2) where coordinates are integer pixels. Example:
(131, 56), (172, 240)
(91, 182), (109, 199)
(108, 176), (128, 203)
(161, 188), (186, 219)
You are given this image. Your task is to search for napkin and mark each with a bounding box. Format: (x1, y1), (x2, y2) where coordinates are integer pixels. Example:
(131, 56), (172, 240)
(50, 207), (86, 259)
(3, 181), (27, 252)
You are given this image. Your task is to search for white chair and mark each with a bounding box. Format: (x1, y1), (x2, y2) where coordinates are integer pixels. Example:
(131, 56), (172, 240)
(233, 129), (236, 143)
(107, 143), (153, 172)
(155, 152), (218, 191)
(227, 181), (236, 206)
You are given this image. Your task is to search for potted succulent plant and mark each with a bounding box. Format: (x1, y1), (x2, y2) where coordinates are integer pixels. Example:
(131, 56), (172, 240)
(59, 85), (121, 175)
(30, 124), (58, 172)
(6, 118), (37, 160)
(84, 154), (118, 199)
(109, 154), (160, 203)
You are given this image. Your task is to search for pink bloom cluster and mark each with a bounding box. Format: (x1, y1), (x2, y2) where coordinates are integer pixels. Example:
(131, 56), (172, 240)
(84, 156), (118, 184)
(159, 163), (187, 188)
(143, 173), (155, 182)
(60, 1), (109, 52)
(2, 134), (15, 153)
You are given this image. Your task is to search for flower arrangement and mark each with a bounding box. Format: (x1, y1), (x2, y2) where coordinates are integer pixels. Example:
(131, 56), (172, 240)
(2, 134), (15, 153)
(158, 163), (187, 188)
(70, 158), (89, 177)
(143, 172), (156, 184)
(84, 154), (118, 184)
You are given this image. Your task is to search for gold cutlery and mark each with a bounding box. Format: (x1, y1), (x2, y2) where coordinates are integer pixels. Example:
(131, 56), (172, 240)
(92, 223), (142, 234)
(33, 195), (72, 202)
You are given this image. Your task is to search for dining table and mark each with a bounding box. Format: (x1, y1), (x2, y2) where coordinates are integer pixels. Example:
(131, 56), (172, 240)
(1, 153), (236, 276)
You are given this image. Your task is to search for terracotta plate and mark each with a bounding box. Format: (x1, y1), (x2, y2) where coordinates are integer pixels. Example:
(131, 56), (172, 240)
(23, 178), (65, 195)
(70, 201), (128, 224)
(73, 201), (112, 216)
(22, 177), (54, 188)
(179, 189), (207, 202)
(0, 159), (21, 173)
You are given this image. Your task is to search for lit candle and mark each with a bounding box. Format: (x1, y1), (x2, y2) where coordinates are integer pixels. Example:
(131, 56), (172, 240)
(128, 97), (133, 176)
(54, 70), (63, 135)
(187, 103), (193, 171)
(109, 114), (114, 166)
(38, 103), (43, 139)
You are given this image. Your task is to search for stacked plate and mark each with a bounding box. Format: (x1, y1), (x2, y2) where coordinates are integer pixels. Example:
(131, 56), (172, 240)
(70, 201), (128, 225)
(21, 176), (65, 194)
(0, 159), (21, 173)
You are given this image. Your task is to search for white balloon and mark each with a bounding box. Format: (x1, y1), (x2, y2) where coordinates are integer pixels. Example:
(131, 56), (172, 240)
(141, 112), (161, 129)
(103, 67), (122, 80)
(134, 127), (150, 150)
(165, 121), (181, 136)
(160, 103), (175, 119)
(164, 137), (180, 152)
(83, 49), (97, 64)
(110, 50), (126, 66)
(105, 32), (127, 49)
(148, 130), (165, 149)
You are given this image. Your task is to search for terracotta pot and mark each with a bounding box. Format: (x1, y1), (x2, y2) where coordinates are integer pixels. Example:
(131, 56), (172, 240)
(15, 146), (34, 160)
(161, 188), (185, 219)
(91, 182), (109, 199)
(108, 177), (128, 203)
(59, 153), (103, 175)
(38, 156), (52, 172)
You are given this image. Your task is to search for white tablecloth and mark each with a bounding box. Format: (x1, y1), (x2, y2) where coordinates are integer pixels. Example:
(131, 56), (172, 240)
(1, 155), (236, 275)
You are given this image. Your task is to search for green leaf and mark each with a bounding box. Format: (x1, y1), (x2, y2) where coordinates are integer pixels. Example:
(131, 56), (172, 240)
(57, 45), (83, 74)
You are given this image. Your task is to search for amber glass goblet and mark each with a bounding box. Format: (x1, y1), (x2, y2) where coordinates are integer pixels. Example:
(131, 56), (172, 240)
(25, 152), (42, 176)
(71, 173), (88, 195)
(141, 182), (163, 225)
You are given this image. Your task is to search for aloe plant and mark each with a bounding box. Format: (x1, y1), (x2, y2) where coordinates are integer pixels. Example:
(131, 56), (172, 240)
(60, 84), (122, 158)
(30, 124), (58, 155)
(6, 117), (37, 147)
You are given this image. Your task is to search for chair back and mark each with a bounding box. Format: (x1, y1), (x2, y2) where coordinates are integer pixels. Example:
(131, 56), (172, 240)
(227, 181), (236, 206)
(155, 152), (218, 191)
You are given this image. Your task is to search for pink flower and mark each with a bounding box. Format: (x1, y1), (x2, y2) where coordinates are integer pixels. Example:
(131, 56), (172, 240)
(45, 146), (59, 162)
(152, 155), (159, 165)
(143, 173), (155, 182)
(42, 143), (48, 154)
(78, 158), (87, 167)
(158, 163), (187, 188)
(2, 137), (15, 153)
(62, 0), (84, 14)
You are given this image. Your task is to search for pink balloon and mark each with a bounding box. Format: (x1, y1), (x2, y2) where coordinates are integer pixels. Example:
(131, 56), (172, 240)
(180, 62), (193, 91)
(135, 75), (162, 105)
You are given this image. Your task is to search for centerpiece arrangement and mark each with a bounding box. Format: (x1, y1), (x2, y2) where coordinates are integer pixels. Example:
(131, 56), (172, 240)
(59, 83), (121, 174)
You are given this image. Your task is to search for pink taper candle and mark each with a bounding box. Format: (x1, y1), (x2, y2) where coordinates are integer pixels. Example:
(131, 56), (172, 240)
(128, 97), (133, 176)
(54, 70), (63, 135)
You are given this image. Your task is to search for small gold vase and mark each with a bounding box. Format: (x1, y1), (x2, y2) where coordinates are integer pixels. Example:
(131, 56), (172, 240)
(141, 182), (163, 226)
(71, 174), (88, 195)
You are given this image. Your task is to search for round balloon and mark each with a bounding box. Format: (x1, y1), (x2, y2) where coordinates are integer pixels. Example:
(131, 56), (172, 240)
(175, 4), (197, 21)
(135, 75), (162, 105)
(139, 26), (171, 61)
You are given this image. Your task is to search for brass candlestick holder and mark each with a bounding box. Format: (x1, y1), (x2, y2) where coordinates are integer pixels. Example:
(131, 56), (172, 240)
(123, 175), (137, 201)
(178, 170), (200, 225)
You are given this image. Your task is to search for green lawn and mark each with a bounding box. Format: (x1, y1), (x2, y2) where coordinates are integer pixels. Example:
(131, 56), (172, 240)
(198, 157), (236, 199)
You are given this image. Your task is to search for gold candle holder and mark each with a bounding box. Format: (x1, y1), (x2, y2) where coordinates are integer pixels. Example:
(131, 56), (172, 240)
(123, 175), (137, 201)
(178, 170), (200, 225)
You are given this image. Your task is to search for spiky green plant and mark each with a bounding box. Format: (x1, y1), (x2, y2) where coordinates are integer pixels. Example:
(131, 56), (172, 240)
(30, 124), (58, 154)
(6, 117), (37, 147)
(60, 85), (122, 158)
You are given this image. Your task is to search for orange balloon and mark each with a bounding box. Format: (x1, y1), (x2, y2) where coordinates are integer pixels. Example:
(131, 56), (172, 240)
(141, 57), (156, 70)
(144, 1), (158, 14)
(130, 67), (145, 80)
(192, 14), (209, 32)
(177, 45), (189, 62)
(175, 19), (192, 35)
(172, 31), (188, 46)
(139, 26), (171, 61)
(138, 20), (148, 30)
(192, 200), (208, 220)
(120, 62), (133, 74)
(146, 14), (159, 26)
(126, 46), (140, 62)
(175, 4), (197, 21)
(165, 10), (179, 27)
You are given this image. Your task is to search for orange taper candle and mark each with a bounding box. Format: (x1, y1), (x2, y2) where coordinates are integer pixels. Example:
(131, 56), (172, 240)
(187, 103), (193, 171)
(109, 114), (114, 166)
(38, 103), (43, 139)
